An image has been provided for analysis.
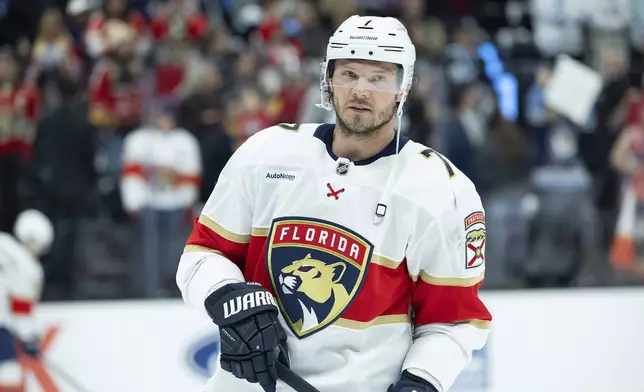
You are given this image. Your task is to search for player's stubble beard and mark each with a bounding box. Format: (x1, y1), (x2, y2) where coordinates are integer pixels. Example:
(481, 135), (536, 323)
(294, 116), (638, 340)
(332, 93), (398, 139)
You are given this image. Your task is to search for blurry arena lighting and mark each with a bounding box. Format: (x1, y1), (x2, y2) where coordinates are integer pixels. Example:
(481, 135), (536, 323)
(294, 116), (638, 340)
(478, 42), (519, 121)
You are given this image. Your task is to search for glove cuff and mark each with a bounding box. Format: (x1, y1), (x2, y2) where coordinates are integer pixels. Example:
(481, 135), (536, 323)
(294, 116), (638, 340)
(399, 370), (439, 392)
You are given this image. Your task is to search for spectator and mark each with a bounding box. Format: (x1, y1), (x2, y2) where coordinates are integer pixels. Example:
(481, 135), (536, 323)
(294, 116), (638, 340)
(178, 63), (223, 138)
(31, 8), (78, 73)
(178, 63), (233, 202)
(439, 82), (487, 181)
(30, 7), (80, 113)
(475, 109), (534, 194)
(444, 20), (482, 89)
(404, 73), (434, 146)
(524, 61), (557, 165)
(609, 116), (644, 274)
(0, 48), (39, 233)
(84, 0), (149, 60)
(149, 0), (209, 44)
(294, 1), (331, 59)
(66, 0), (100, 60)
(88, 20), (144, 131)
(31, 69), (97, 300)
(120, 101), (201, 297)
(227, 85), (272, 148)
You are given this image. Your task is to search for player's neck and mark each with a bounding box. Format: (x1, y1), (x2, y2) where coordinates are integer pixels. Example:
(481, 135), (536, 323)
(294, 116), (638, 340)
(331, 123), (396, 162)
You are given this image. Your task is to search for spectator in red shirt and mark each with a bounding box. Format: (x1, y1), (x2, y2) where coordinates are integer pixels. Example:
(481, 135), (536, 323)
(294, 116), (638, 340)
(84, 0), (149, 60)
(88, 20), (144, 131)
(0, 49), (40, 232)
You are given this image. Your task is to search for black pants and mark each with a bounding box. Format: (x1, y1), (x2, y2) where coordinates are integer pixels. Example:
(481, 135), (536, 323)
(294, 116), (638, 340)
(0, 155), (21, 233)
(41, 207), (80, 300)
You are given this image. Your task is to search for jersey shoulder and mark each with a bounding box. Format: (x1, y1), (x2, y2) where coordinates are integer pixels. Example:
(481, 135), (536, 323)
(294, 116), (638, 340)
(398, 140), (482, 217)
(170, 128), (200, 149)
(227, 123), (324, 168)
(0, 232), (34, 264)
(123, 127), (154, 147)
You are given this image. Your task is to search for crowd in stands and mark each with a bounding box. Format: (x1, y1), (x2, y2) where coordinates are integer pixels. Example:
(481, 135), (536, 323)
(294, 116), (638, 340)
(1, 0), (643, 300)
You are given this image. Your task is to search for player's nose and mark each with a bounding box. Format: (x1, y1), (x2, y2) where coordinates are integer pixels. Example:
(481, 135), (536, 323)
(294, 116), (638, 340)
(351, 78), (371, 96)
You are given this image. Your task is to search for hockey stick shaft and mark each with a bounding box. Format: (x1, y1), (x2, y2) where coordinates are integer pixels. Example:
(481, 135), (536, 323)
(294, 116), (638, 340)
(44, 359), (94, 392)
(276, 361), (321, 392)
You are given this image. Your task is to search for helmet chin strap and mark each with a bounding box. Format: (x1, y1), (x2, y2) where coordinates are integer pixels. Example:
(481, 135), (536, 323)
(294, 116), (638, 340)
(374, 93), (407, 225)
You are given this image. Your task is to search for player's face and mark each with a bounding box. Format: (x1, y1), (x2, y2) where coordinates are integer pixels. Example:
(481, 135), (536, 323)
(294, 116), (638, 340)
(330, 60), (400, 137)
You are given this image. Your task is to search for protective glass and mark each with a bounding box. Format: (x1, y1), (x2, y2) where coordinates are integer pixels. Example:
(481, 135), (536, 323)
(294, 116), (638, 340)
(329, 68), (401, 94)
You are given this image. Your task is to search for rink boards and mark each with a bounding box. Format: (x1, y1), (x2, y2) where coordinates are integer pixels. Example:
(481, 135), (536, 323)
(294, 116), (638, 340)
(23, 288), (644, 392)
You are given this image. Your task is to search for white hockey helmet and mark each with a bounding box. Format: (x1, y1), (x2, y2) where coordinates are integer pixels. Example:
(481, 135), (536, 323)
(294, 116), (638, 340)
(317, 15), (416, 116)
(13, 209), (54, 256)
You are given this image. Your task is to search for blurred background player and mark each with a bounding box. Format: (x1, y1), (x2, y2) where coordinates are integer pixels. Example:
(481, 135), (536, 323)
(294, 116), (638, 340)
(0, 209), (53, 392)
(121, 100), (202, 298)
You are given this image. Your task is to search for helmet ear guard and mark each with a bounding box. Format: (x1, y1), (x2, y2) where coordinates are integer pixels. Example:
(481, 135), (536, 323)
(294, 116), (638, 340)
(316, 59), (334, 111)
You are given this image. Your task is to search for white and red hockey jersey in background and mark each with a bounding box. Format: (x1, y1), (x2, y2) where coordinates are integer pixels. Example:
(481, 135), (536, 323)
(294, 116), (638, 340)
(177, 123), (492, 392)
(120, 127), (202, 213)
(0, 233), (44, 343)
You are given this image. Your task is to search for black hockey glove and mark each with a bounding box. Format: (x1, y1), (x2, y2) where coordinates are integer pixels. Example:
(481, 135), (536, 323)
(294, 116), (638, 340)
(205, 282), (289, 392)
(387, 370), (439, 392)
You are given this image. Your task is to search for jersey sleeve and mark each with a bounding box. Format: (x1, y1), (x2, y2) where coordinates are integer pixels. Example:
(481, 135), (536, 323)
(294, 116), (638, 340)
(0, 235), (44, 341)
(175, 133), (258, 314)
(120, 130), (149, 213)
(403, 176), (492, 392)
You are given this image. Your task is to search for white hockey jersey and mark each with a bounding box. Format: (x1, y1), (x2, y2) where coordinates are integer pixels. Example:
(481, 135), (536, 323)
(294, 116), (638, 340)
(121, 127), (202, 212)
(0, 232), (44, 342)
(177, 123), (492, 392)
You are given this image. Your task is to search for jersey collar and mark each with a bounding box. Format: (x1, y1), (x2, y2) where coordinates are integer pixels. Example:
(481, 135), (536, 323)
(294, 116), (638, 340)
(313, 123), (410, 166)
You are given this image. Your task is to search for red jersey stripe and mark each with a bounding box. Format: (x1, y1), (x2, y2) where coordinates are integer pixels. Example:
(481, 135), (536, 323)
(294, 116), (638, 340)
(122, 163), (146, 179)
(341, 261), (412, 322)
(412, 280), (492, 326)
(186, 217), (250, 269)
(11, 297), (34, 315)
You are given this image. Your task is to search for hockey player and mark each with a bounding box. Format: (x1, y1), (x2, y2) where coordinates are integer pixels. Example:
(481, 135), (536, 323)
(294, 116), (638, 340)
(177, 15), (492, 392)
(0, 210), (53, 391)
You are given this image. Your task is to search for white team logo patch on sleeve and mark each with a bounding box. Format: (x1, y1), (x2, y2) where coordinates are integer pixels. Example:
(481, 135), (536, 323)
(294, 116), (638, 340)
(464, 211), (486, 269)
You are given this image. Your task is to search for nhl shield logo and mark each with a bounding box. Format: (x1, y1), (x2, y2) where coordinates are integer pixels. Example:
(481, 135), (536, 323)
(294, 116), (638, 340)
(266, 217), (373, 339)
(336, 161), (349, 176)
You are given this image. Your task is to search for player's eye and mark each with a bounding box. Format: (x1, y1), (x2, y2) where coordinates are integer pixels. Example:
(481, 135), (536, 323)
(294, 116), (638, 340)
(342, 70), (358, 79)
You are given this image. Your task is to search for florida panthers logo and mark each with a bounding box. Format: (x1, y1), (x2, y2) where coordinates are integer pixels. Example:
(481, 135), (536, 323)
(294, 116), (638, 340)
(267, 217), (373, 339)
